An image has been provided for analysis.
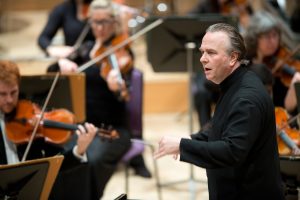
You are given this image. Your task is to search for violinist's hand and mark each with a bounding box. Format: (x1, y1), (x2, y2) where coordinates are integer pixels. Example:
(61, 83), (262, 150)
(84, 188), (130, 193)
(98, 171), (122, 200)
(75, 122), (97, 156)
(153, 136), (181, 160)
(291, 72), (300, 85)
(292, 147), (300, 155)
(47, 45), (75, 58)
(58, 58), (78, 73)
(106, 69), (125, 92)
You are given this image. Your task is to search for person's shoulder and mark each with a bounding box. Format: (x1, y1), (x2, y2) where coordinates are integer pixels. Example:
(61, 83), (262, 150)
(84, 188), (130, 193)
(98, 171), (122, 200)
(238, 69), (270, 98)
(51, 0), (73, 13)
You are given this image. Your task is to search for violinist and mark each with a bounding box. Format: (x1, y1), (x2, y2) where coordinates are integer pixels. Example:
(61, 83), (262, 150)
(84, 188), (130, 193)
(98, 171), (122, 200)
(244, 11), (300, 115)
(47, 0), (134, 199)
(38, 0), (95, 58)
(0, 60), (97, 199)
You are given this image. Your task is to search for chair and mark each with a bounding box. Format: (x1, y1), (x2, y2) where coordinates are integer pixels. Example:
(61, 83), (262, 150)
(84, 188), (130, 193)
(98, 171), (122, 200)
(121, 68), (162, 200)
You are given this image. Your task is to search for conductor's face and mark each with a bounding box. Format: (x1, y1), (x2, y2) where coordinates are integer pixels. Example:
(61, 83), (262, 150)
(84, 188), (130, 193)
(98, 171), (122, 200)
(0, 81), (19, 114)
(200, 31), (237, 84)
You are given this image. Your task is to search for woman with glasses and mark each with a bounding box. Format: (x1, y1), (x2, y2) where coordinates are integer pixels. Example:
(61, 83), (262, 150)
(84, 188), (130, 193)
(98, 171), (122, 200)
(47, 0), (133, 199)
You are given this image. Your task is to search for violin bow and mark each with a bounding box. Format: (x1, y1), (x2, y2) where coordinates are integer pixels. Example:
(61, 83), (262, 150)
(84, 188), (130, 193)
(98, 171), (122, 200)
(21, 72), (61, 162)
(73, 22), (91, 51)
(76, 18), (164, 73)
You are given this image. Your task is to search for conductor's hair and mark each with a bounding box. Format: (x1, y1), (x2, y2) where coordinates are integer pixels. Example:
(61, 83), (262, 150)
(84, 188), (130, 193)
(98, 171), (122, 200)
(0, 60), (20, 85)
(206, 23), (246, 61)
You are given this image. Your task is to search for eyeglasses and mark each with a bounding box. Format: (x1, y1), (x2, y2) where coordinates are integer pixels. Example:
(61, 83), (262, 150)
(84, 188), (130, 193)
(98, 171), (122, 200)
(89, 19), (114, 27)
(259, 30), (279, 40)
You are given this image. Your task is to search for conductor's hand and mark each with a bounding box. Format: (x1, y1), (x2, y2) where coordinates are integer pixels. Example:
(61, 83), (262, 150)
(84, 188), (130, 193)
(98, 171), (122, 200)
(154, 136), (181, 160)
(76, 122), (97, 156)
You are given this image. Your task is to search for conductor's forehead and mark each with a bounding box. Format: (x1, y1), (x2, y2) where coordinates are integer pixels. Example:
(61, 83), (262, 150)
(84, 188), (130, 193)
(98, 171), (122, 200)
(200, 31), (229, 50)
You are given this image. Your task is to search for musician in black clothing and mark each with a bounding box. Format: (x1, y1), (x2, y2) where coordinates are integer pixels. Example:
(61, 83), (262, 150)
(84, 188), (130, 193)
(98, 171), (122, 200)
(41, 0), (151, 178)
(0, 60), (97, 199)
(47, 0), (137, 198)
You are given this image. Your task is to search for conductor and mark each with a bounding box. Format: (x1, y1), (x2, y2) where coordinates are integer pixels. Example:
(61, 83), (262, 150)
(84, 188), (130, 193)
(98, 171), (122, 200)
(154, 23), (284, 199)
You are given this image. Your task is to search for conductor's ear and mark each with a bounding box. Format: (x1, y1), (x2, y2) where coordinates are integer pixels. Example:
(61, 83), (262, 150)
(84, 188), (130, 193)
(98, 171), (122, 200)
(230, 51), (239, 66)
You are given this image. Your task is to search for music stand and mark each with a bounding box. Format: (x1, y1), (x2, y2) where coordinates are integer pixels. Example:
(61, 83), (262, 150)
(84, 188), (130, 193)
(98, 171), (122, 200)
(19, 73), (86, 123)
(279, 156), (300, 198)
(146, 15), (238, 200)
(0, 155), (63, 200)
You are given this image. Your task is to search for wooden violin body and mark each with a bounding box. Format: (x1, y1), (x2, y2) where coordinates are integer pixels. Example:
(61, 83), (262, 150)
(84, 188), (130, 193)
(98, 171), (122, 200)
(94, 33), (133, 80)
(269, 46), (300, 87)
(5, 100), (119, 145)
(275, 107), (300, 155)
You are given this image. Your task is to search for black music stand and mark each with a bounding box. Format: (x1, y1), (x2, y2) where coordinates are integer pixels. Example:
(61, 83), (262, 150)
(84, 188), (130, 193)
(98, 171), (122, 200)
(146, 15), (237, 200)
(0, 155), (63, 200)
(279, 156), (300, 199)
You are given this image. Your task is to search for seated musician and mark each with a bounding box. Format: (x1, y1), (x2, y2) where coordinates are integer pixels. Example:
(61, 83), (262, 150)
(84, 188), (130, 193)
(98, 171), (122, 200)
(244, 11), (300, 116)
(47, 0), (134, 199)
(0, 60), (97, 199)
(249, 63), (300, 156)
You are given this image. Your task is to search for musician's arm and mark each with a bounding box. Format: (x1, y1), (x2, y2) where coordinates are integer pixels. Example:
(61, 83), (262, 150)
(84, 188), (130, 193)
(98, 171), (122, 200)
(38, 4), (64, 53)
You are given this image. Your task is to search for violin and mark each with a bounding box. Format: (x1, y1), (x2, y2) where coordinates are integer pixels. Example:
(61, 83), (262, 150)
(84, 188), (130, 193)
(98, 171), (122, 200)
(95, 33), (133, 79)
(5, 100), (119, 145)
(220, 0), (251, 28)
(93, 33), (133, 100)
(275, 107), (300, 155)
(268, 46), (300, 87)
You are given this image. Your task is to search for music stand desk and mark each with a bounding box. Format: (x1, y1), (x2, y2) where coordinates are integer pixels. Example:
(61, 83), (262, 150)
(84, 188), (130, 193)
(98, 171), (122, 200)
(0, 155), (64, 200)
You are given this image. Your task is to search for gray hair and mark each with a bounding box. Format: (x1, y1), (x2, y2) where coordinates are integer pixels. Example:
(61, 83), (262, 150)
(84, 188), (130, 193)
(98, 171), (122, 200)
(89, 0), (117, 18)
(244, 11), (281, 59)
(206, 23), (246, 61)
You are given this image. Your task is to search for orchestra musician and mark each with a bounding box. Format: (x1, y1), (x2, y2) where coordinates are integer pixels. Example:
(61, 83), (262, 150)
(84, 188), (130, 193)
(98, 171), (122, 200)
(244, 11), (300, 116)
(38, 0), (95, 58)
(47, 0), (135, 198)
(39, 0), (151, 178)
(0, 60), (97, 199)
(154, 23), (285, 199)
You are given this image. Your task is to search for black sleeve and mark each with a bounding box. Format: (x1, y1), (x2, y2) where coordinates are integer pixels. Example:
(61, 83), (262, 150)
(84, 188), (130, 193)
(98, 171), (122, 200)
(59, 149), (85, 171)
(180, 98), (262, 169)
(37, 4), (65, 52)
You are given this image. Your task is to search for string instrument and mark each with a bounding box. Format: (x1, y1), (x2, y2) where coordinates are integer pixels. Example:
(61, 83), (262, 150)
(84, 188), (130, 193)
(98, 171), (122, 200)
(220, 0), (249, 13)
(220, 0), (251, 28)
(275, 107), (300, 155)
(92, 33), (133, 101)
(76, 19), (163, 74)
(96, 33), (133, 80)
(5, 100), (119, 145)
(268, 45), (300, 87)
